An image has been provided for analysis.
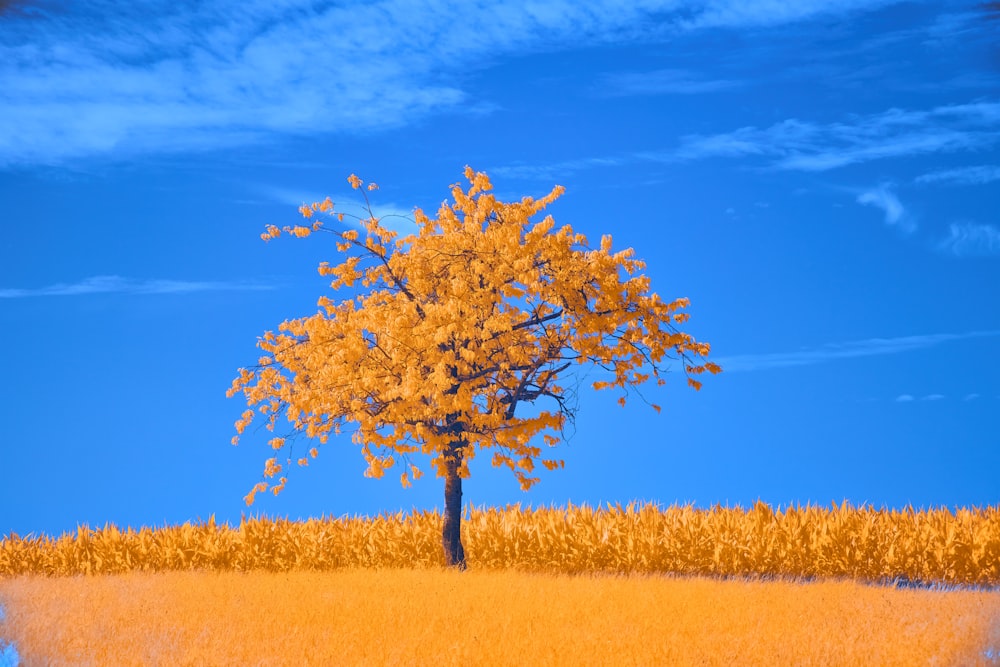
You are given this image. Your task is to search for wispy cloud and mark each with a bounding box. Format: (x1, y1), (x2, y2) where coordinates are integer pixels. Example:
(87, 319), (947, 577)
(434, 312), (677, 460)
(675, 0), (902, 30)
(0, 275), (274, 298)
(856, 184), (915, 234)
(915, 164), (1000, 186)
(937, 221), (1000, 257)
(491, 156), (628, 181)
(895, 393), (946, 402)
(673, 101), (1000, 171)
(714, 330), (1000, 372)
(256, 185), (418, 236)
(598, 69), (742, 96)
(0, 0), (913, 168)
(501, 99), (1000, 181)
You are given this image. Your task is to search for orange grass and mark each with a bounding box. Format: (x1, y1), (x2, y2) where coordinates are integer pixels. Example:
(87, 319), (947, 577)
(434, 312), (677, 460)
(1, 567), (998, 666)
(3, 501), (999, 587)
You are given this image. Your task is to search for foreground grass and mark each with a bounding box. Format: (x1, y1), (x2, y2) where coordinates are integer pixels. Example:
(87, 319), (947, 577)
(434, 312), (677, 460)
(1, 567), (998, 666)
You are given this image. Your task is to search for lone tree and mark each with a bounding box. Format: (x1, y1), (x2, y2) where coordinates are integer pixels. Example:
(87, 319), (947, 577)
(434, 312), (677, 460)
(228, 167), (720, 569)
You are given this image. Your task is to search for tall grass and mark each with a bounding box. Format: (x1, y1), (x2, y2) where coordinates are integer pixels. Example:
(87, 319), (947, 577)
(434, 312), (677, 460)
(2, 501), (998, 587)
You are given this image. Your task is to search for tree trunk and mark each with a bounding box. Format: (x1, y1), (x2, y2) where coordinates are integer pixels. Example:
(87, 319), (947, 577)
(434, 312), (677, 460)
(442, 451), (467, 570)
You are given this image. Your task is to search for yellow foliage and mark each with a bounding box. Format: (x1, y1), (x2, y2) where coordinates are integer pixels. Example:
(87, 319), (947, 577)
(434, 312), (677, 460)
(230, 168), (719, 502)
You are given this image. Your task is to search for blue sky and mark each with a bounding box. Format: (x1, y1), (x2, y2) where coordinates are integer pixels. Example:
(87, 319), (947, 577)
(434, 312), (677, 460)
(1, 0), (998, 539)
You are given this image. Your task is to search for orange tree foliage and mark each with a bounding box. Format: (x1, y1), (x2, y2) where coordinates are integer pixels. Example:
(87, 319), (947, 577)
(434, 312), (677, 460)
(228, 168), (720, 506)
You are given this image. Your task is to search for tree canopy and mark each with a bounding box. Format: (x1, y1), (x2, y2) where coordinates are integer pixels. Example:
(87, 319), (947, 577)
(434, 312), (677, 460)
(228, 167), (719, 526)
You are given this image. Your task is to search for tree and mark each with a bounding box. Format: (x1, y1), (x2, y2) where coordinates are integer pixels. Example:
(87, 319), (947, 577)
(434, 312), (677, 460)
(228, 167), (721, 569)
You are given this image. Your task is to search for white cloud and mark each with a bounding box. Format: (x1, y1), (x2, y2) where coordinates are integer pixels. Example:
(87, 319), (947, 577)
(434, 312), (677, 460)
(895, 394), (914, 402)
(599, 68), (741, 96)
(0, 275), (274, 298)
(497, 99), (1000, 180)
(674, 101), (1000, 171)
(0, 0), (914, 167)
(964, 393), (981, 401)
(676, 0), (902, 29)
(921, 394), (945, 401)
(938, 222), (1000, 257)
(491, 156), (627, 181)
(713, 329), (1000, 372)
(856, 184), (914, 234)
(915, 165), (1000, 186)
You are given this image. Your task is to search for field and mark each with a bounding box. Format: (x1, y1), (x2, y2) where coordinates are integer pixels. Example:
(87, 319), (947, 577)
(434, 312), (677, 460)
(2, 567), (1000, 666)
(1, 501), (998, 665)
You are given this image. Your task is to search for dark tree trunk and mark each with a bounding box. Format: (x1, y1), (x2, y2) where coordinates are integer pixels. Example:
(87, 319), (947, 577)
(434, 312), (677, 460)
(442, 450), (467, 570)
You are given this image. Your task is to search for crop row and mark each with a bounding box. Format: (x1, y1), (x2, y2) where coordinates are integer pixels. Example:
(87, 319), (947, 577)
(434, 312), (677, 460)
(2, 501), (998, 586)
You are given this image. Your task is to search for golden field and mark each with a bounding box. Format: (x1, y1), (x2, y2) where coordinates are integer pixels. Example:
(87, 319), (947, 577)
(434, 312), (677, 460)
(2, 501), (998, 586)
(1, 567), (999, 666)
(1, 501), (998, 665)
